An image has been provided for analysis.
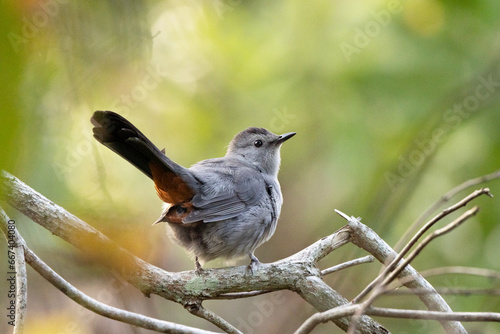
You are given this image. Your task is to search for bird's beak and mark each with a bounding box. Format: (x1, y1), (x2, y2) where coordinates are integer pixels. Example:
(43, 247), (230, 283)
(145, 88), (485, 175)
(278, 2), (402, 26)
(276, 132), (297, 144)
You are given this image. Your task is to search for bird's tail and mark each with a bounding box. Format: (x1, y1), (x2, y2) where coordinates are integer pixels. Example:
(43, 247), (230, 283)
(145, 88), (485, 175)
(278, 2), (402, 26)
(91, 110), (165, 180)
(91, 110), (198, 204)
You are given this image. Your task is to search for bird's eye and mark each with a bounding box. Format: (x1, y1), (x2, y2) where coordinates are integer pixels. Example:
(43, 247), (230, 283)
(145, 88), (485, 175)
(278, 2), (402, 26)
(254, 139), (263, 147)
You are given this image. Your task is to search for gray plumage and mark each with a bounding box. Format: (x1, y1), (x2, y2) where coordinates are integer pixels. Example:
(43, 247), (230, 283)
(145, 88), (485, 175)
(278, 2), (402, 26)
(91, 111), (295, 270)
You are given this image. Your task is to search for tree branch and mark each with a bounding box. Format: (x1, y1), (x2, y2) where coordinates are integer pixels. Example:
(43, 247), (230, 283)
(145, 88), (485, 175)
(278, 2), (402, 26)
(419, 266), (500, 280)
(368, 307), (500, 322)
(0, 207), (27, 334)
(395, 170), (500, 251)
(281, 224), (351, 263)
(0, 205), (220, 334)
(0, 171), (387, 333)
(295, 276), (389, 334)
(386, 266), (500, 296)
(353, 188), (491, 303)
(348, 207), (480, 333)
(294, 304), (360, 334)
(4, 170), (495, 334)
(321, 255), (374, 276)
(385, 287), (500, 296)
(295, 304), (500, 334)
(185, 303), (242, 334)
(382, 206), (479, 286)
(336, 210), (468, 334)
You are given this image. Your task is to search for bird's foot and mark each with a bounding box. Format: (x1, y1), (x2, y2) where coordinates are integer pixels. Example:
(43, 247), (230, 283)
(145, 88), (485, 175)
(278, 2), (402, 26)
(247, 253), (261, 275)
(195, 257), (204, 275)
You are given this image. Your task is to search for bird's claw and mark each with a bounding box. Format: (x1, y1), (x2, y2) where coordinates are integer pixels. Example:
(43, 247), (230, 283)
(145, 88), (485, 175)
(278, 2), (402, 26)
(195, 257), (204, 275)
(247, 254), (261, 274)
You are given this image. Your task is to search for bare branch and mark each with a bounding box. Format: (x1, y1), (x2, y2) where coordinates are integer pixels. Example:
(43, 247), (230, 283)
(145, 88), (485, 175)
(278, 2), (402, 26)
(211, 290), (271, 300)
(385, 266), (500, 296)
(0, 207), (28, 334)
(344, 190), (489, 333)
(395, 170), (500, 251)
(353, 188), (491, 303)
(185, 303), (242, 334)
(0, 204), (218, 333)
(8, 171), (494, 334)
(336, 210), (467, 334)
(295, 276), (389, 334)
(294, 304), (360, 334)
(321, 255), (374, 276)
(282, 224), (351, 263)
(349, 205), (479, 334)
(0, 171), (387, 334)
(368, 307), (500, 322)
(22, 234), (221, 333)
(296, 304), (500, 334)
(420, 266), (500, 280)
(382, 206), (480, 287)
(384, 287), (500, 296)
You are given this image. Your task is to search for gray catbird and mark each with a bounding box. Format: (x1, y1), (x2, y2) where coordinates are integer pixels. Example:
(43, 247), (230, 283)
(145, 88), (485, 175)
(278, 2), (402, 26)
(91, 110), (295, 270)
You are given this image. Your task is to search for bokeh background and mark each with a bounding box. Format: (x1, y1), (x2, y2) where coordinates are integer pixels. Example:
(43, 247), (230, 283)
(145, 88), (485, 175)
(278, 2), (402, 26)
(2, 0), (500, 333)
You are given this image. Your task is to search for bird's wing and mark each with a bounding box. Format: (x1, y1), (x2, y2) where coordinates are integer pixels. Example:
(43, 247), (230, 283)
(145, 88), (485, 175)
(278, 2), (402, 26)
(183, 163), (266, 223)
(91, 110), (199, 204)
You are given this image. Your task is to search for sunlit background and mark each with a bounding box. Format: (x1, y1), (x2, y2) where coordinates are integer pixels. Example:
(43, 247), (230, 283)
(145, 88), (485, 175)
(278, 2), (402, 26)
(2, 0), (500, 333)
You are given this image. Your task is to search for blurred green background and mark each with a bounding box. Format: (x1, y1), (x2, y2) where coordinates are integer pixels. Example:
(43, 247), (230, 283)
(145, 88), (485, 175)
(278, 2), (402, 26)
(1, 0), (500, 333)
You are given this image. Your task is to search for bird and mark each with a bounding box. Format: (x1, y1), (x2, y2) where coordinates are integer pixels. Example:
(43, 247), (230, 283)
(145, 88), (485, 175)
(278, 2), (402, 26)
(91, 110), (295, 271)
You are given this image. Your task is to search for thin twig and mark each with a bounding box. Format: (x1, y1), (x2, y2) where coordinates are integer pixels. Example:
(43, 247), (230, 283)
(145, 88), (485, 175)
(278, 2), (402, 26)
(294, 304), (360, 334)
(186, 303), (242, 334)
(395, 170), (500, 251)
(282, 224), (351, 263)
(321, 255), (374, 276)
(353, 188), (491, 304)
(347, 190), (489, 334)
(390, 266), (500, 290)
(0, 207), (28, 334)
(383, 266), (500, 296)
(384, 287), (500, 296)
(382, 206), (480, 287)
(295, 304), (500, 334)
(212, 290), (271, 300)
(368, 307), (500, 322)
(295, 275), (389, 334)
(420, 266), (500, 280)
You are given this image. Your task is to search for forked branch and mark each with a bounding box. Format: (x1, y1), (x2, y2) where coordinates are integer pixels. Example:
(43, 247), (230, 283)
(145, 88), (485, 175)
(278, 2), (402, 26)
(0, 171), (386, 334)
(1, 170), (498, 334)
